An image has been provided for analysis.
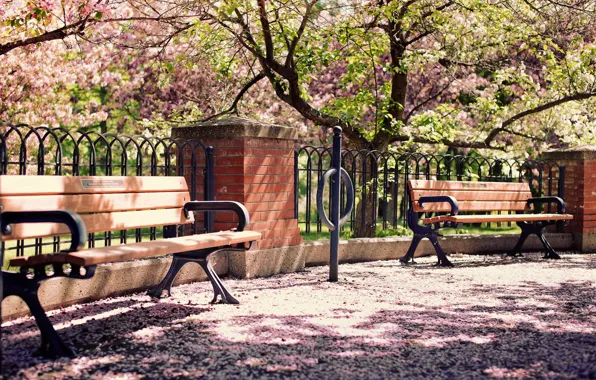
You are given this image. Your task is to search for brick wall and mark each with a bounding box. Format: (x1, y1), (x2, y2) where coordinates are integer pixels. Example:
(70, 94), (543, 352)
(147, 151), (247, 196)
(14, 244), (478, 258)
(172, 118), (303, 250)
(543, 146), (596, 252)
(211, 136), (302, 249)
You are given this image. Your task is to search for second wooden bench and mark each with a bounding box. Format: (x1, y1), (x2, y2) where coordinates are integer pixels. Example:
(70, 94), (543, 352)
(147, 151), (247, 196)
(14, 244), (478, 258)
(400, 179), (573, 266)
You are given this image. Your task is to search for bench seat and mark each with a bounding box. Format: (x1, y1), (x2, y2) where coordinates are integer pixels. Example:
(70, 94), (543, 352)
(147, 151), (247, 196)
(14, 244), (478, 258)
(9, 230), (262, 267)
(423, 213), (573, 225)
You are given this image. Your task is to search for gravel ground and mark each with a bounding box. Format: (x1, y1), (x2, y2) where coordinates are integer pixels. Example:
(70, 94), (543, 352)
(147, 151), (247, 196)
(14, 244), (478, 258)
(1, 253), (595, 379)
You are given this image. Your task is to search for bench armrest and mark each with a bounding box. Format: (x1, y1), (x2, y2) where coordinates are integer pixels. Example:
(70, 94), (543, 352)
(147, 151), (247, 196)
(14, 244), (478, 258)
(418, 196), (459, 215)
(184, 201), (250, 232)
(1, 210), (87, 253)
(527, 196), (566, 213)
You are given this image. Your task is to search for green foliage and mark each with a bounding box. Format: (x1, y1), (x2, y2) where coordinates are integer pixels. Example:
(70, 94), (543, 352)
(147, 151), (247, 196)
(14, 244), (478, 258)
(300, 223), (522, 240)
(376, 225), (411, 237)
(3, 0), (596, 155)
(408, 104), (460, 143)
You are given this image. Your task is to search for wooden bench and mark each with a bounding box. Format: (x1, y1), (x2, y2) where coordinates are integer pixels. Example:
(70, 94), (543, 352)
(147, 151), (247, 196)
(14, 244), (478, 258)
(400, 180), (573, 266)
(0, 175), (261, 358)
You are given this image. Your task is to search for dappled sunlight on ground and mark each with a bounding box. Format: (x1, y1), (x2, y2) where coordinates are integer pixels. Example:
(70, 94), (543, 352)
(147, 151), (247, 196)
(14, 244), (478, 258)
(2, 253), (595, 379)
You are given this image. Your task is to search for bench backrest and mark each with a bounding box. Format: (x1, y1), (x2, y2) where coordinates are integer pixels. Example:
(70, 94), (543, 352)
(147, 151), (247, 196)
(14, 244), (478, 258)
(409, 180), (533, 213)
(0, 175), (194, 241)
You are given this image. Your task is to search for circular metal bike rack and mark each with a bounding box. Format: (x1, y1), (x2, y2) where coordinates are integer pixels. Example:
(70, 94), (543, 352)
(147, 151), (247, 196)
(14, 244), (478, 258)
(316, 167), (354, 231)
(315, 127), (354, 282)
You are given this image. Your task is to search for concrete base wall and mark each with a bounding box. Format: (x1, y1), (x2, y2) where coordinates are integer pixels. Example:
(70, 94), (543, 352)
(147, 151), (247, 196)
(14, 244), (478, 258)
(2, 253), (228, 321)
(303, 233), (572, 266)
(228, 244), (306, 279)
(572, 232), (596, 252)
(2, 233), (572, 321)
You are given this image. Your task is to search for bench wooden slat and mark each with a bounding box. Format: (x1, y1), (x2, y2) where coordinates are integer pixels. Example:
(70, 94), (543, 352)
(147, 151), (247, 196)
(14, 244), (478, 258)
(410, 190), (533, 202)
(0, 192), (190, 213)
(421, 215), (452, 224)
(3, 208), (194, 240)
(0, 175), (188, 195)
(448, 213), (573, 223)
(409, 180), (529, 192)
(9, 231), (262, 267)
(413, 201), (529, 213)
(422, 213), (573, 225)
(9, 254), (58, 267)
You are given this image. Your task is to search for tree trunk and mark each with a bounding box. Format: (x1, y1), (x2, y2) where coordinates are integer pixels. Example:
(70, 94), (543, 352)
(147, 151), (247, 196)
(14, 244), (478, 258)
(354, 190), (377, 237)
(352, 26), (409, 238)
(351, 141), (385, 238)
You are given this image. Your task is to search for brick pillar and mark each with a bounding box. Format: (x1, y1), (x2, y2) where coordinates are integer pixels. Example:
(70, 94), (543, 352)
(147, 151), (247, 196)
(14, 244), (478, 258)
(543, 146), (596, 252)
(172, 117), (302, 250)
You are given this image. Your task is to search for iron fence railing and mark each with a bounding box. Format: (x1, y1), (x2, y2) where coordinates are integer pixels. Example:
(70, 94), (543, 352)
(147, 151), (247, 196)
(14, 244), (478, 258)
(0, 122), (214, 267)
(295, 147), (565, 236)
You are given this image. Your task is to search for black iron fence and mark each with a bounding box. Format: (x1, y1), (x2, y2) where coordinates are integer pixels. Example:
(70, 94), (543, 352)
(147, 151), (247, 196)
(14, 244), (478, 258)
(0, 122), (214, 267)
(295, 147), (565, 237)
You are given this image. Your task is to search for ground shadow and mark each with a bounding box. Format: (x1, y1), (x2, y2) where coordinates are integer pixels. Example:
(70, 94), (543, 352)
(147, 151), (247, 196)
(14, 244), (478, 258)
(2, 272), (594, 379)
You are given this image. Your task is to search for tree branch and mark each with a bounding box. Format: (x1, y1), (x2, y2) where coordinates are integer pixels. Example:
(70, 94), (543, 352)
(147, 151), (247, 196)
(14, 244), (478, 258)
(0, 12), (203, 57)
(0, 19), (87, 56)
(391, 91), (596, 150)
(257, 0), (275, 60)
(405, 29), (433, 46)
(217, 15), (264, 60)
(261, 66), (369, 146)
(404, 79), (455, 123)
(391, 0), (420, 33)
(387, 134), (506, 151)
(99, 15), (200, 23)
(286, 0), (317, 67)
(484, 91), (596, 145)
(415, 1), (454, 26)
(275, 8), (292, 53)
(202, 72), (266, 121)
(224, 9), (295, 80)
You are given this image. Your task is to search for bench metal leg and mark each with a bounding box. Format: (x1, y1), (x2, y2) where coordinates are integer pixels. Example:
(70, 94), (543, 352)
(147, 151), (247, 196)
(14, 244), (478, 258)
(509, 229), (531, 257)
(148, 248), (240, 304)
(400, 234), (453, 267)
(147, 255), (190, 298)
(510, 222), (562, 259)
(428, 234), (453, 267)
(196, 257), (239, 304)
(400, 235), (422, 264)
(403, 208), (455, 266)
(2, 271), (75, 358)
(25, 289), (75, 358)
(537, 231), (561, 259)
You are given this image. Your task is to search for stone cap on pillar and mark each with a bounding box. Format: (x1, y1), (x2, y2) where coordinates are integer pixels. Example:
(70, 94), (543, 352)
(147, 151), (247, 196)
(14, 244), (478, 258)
(542, 145), (596, 161)
(172, 117), (298, 141)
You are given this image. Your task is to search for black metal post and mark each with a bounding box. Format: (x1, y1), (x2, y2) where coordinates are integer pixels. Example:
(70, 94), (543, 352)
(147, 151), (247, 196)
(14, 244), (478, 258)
(315, 128), (353, 282)
(329, 127), (342, 282)
(205, 146), (215, 232)
(557, 166), (566, 233)
(294, 150), (299, 220)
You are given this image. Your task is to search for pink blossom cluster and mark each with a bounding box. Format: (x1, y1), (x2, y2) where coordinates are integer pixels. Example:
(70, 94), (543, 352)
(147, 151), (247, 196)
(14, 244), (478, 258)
(0, 1), (228, 132)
